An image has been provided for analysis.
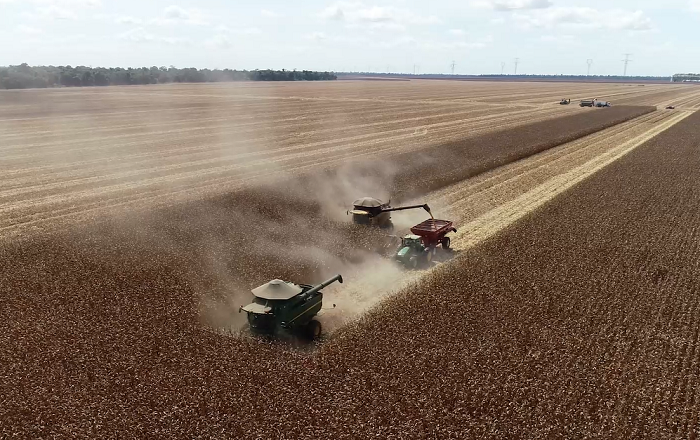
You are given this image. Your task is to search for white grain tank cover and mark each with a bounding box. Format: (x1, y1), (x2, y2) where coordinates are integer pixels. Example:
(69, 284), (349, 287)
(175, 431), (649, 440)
(251, 279), (303, 300)
(352, 197), (383, 208)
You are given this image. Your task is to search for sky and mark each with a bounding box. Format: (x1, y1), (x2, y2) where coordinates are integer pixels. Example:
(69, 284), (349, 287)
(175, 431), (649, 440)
(0, 0), (698, 76)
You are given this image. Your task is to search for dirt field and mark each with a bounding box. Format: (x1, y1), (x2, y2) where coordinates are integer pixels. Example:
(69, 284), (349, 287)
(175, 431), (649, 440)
(2, 80), (700, 438)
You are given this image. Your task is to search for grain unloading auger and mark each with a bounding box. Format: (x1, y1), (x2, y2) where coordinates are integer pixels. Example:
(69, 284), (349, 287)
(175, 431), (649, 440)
(239, 275), (343, 340)
(348, 197), (431, 231)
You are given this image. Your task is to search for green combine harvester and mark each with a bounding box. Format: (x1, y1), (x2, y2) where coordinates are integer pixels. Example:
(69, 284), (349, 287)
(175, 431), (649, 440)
(239, 275), (343, 340)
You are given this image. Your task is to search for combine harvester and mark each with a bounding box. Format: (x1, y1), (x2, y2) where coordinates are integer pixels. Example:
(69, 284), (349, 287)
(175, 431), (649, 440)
(239, 275), (343, 340)
(348, 197), (431, 231)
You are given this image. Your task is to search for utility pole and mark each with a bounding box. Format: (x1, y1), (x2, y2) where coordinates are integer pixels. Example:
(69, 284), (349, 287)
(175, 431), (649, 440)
(514, 58), (520, 75)
(501, 62), (506, 75)
(450, 60), (456, 75)
(587, 59), (593, 76)
(622, 53), (633, 76)
(413, 64), (417, 75)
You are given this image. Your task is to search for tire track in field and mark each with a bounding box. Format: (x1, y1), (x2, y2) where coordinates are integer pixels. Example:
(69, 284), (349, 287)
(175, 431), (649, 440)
(269, 110), (692, 331)
(0, 106), (560, 198)
(447, 111), (691, 251)
(0, 107), (568, 234)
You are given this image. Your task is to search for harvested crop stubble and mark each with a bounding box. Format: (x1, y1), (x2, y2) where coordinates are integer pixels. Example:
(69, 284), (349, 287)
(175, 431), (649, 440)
(302, 105), (654, 201)
(301, 109), (700, 438)
(0, 105), (677, 438)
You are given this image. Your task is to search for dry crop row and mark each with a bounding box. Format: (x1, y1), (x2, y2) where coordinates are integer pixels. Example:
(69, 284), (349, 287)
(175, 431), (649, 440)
(0, 102), (589, 240)
(0, 104), (671, 438)
(297, 108), (700, 439)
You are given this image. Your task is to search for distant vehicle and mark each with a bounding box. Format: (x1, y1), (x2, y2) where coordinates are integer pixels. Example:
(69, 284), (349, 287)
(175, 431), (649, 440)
(595, 101), (612, 107)
(559, 98), (571, 105)
(666, 105), (676, 109)
(580, 99), (596, 107)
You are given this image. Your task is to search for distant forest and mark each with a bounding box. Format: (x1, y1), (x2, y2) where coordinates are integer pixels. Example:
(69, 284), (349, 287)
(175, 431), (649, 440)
(0, 64), (337, 89)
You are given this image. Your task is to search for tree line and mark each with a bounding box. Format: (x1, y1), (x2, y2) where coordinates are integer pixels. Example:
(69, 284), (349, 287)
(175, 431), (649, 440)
(0, 64), (337, 89)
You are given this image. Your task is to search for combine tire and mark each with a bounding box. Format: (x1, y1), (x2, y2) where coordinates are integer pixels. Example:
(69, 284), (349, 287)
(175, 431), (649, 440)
(306, 320), (322, 340)
(442, 237), (451, 250)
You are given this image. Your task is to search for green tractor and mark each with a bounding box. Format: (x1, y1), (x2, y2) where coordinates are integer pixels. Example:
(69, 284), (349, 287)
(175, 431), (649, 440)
(394, 234), (435, 269)
(239, 275), (343, 340)
(395, 219), (457, 269)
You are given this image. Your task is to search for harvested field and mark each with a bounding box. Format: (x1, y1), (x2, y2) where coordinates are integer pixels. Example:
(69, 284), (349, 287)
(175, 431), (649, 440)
(0, 80), (695, 241)
(1, 81), (700, 438)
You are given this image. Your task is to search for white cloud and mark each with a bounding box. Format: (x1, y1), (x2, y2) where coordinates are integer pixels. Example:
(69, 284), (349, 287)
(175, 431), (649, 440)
(149, 5), (209, 26)
(472, 0), (552, 11)
(319, 4), (346, 20)
(205, 34), (232, 49)
(16, 24), (42, 34)
(421, 34), (492, 51)
(540, 34), (574, 42)
(690, 0), (700, 12)
(31, 5), (78, 19)
(448, 29), (465, 36)
(514, 7), (653, 31)
(261, 9), (279, 17)
(215, 25), (262, 35)
(118, 27), (190, 44)
(490, 17), (506, 24)
(115, 16), (142, 25)
(318, 2), (440, 27)
(305, 31), (327, 41)
(378, 36), (416, 48)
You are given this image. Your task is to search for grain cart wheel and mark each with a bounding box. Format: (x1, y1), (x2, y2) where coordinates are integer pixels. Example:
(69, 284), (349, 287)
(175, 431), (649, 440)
(442, 237), (451, 250)
(306, 320), (322, 340)
(426, 249), (434, 263)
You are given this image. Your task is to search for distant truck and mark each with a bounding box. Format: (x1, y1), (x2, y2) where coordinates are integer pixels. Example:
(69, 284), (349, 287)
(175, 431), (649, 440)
(595, 101), (612, 107)
(580, 99), (596, 107)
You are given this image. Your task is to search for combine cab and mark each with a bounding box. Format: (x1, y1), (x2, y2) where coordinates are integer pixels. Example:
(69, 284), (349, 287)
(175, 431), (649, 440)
(239, 275), (343, 340)
(348, 197), (431, 230)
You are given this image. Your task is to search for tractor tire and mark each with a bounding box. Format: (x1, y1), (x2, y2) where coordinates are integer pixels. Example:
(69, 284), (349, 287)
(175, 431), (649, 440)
(442, 237), (451, 250)
(306, 320), (322, 341)
(409, 257), (418, 269)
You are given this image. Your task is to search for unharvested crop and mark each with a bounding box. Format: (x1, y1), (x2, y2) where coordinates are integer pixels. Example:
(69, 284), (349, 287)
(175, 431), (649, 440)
(0, 82), (699, 438)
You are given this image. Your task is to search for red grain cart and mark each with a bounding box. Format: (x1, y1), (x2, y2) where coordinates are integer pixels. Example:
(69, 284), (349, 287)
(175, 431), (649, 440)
(410, 219), (457, 250)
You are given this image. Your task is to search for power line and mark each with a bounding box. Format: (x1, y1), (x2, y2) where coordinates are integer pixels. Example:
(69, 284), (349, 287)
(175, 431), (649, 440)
(514, 58), (520, 75)
(622, 53), (633, 76)
(587, 59), (593, 76)
(450, 60), (456, 75)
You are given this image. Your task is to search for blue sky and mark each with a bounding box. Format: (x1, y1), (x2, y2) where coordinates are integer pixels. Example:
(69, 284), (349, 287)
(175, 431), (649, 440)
(0, 0), (697, 75)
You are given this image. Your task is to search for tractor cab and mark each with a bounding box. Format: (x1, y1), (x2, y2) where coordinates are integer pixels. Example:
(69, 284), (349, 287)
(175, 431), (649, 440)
(401, 234), (425, 250)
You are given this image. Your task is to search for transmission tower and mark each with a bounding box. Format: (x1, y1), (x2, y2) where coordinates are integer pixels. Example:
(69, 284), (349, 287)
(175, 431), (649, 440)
(450, 60), (456, 75)
(622, 53), (633, 76)
(514, 58), (520, 75)
(587, 59), (593, 76)
(501, 62), (506, 75)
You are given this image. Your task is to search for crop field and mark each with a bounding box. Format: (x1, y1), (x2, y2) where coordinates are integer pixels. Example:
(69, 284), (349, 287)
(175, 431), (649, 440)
(2, 80), (700, 438)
